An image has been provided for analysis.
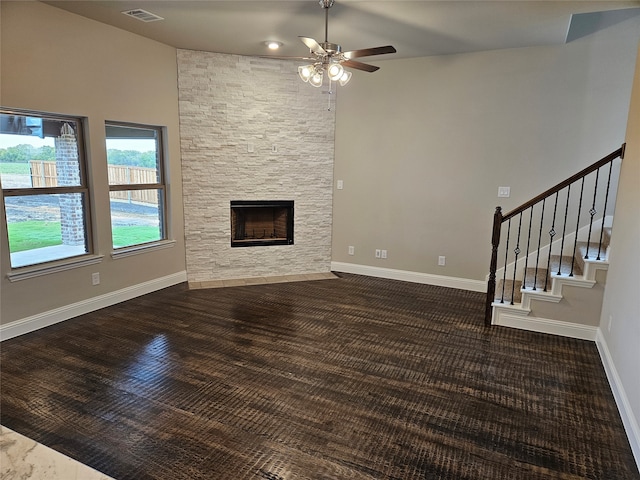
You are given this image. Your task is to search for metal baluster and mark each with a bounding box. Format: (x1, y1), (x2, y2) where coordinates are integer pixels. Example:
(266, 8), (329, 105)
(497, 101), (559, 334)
(597, 160), (614, 261)
(533, 198), (545, 291)
(511, 214), (523, 305)
(500, 218), (512, 303)
(558, 185), (571, 275)
(523, 207), (534, 289)
(544, 193), (558, 291)
(570, 177), (585, 277)
(585, 168), (600, 259)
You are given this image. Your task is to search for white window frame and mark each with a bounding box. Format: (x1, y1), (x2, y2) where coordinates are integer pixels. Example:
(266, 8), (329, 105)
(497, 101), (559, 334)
(1, 108), (101, 281)
(105, 121), (172, 257)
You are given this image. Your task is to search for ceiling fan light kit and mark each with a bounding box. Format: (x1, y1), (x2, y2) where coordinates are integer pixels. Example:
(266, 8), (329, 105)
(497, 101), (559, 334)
(298, 62), (352, 87)
(293, 0), (396, 90)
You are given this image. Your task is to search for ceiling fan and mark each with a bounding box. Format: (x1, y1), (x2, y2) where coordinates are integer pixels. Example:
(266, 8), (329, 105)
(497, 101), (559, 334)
(288, 0), (397, 87)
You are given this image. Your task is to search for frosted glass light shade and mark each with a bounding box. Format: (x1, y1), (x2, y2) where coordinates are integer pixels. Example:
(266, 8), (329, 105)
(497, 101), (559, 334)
(327, 63), (344, 81)
(298, 65), (313, 82)
(309, 71), (323, 87)
(338, 70), (352, 86)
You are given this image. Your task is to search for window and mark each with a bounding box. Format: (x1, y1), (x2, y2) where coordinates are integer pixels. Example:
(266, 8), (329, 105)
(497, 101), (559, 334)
(1, 109), (92, 269)
(105, 122), (167, 250)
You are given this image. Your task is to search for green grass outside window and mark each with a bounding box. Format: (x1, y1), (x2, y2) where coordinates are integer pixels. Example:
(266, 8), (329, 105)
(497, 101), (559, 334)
(7, 221), (160, 252)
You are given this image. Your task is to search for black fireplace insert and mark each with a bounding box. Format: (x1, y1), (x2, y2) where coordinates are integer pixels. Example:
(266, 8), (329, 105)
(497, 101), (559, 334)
(230, 200), (294, 247)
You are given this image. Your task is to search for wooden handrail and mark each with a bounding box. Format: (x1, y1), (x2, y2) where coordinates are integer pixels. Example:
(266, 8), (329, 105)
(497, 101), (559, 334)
(502, 145), (625, 222)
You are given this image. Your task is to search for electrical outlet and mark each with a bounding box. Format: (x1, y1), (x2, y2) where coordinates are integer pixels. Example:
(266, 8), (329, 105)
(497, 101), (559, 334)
(348, 245), (355, 255)
(91, 272), (100, 286)
(438, 256), (446, 266)
(272, 144), (278, 153)
(337, 180), (344, 190)
(375, 249), (381, 258)
(381, 249), (387, 259)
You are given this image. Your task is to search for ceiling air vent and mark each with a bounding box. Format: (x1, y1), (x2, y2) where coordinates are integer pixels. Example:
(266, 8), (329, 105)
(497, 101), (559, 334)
(121, 9), (164, 22)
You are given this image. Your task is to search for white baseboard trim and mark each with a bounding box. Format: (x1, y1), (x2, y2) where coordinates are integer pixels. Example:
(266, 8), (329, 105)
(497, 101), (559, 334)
(596, 329), (640, 469)
(330, 262), (486, 292)
(493, 312), (598, 341)
(0, 271), (187, 341)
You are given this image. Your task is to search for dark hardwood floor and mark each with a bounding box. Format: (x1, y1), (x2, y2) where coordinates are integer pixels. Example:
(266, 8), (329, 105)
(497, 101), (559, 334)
(1, 273), (638, 480)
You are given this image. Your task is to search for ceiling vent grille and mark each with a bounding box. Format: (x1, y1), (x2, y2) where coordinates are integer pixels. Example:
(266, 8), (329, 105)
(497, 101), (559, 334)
(121, 9), (164, 22)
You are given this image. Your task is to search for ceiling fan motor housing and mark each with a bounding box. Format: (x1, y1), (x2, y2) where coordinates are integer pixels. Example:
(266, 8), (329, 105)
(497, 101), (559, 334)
(320, 42), (342, 55)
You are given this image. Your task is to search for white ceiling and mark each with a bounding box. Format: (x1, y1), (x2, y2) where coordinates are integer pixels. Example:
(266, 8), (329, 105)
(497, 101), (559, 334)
(42, 1), (640, 62)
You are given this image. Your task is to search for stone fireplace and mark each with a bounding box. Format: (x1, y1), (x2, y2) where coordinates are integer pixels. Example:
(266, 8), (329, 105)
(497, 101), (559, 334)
(231, 200), (294, 247)
(177, 50), (335, 282)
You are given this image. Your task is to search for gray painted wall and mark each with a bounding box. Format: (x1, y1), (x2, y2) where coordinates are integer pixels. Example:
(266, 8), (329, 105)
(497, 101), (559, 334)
(0, 2), (186, 325)
(332, 15), (640, 282)
(599, 42), (640, 464)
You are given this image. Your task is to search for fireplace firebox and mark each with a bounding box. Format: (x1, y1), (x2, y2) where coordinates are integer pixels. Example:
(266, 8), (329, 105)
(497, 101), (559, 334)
(230, 200), (294, 247)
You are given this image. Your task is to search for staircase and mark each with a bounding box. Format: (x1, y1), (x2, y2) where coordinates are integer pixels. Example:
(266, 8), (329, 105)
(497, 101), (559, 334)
(485, 145), (625, 338)
(491, 227), (612, 339)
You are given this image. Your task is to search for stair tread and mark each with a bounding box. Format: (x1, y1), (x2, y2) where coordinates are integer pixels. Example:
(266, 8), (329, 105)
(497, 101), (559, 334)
(596, 227), (611, 250)
(576, 241), (609, 261)
(602, 226), (612, 244)
(523, 267), (551, 290)
(495, 279), (522, 304)
(549, 255), (583, 276)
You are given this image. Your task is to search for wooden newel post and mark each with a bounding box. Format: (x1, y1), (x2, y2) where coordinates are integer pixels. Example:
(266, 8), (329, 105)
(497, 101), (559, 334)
(485, 206), (503, 326)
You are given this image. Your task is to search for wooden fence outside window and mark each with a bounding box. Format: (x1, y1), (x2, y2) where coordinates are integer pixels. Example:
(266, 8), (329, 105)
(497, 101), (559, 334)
(30, 160), (158, 205)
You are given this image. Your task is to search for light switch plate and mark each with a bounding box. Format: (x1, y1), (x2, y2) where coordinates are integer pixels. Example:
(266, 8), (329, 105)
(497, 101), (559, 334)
(498, 186), (511, 198)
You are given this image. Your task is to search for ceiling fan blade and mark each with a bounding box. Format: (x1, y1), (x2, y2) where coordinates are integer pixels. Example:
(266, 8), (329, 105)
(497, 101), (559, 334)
(342, 59), (380, 73)
(299, 36), (326, 54)
(260, 56), (316, 61)
(343, 45), (396, 59)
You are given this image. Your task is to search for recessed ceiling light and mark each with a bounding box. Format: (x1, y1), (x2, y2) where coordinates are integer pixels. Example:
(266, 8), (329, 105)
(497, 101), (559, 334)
(264, 41), (283, 50)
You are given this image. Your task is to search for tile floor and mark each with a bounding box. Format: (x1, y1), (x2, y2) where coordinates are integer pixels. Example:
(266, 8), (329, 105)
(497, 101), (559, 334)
(0, 425), (114, 480)
(188, 271), (337, 289)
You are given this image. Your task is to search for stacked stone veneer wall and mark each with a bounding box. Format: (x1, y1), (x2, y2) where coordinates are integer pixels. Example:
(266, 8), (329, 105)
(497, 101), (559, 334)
(177, 50), (336, 282)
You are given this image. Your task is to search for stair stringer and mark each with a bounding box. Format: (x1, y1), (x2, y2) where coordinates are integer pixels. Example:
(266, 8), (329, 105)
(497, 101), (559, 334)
(491, 257), (609, 340)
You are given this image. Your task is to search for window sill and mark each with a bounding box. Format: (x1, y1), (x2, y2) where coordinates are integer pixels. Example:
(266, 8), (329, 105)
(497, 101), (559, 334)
(7, 254), (104, 282)
(111, 239), (176, 260)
